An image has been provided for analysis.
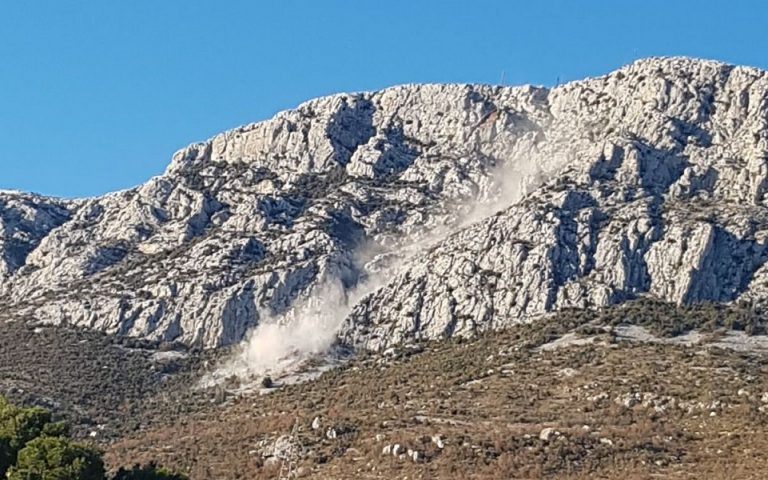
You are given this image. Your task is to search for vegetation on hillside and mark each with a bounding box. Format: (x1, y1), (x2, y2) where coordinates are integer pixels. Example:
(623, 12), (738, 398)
(4, 298), (768, 478)
(107, 305), (768, 479)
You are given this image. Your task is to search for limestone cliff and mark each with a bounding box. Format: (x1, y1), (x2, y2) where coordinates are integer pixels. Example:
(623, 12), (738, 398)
(2, 57), (768, 350)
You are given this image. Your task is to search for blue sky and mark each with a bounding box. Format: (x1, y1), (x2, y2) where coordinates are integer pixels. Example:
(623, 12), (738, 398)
(2, 1), (767, 198)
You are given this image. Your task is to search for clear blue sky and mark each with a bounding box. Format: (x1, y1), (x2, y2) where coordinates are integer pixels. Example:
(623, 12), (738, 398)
(2, 1), (767, 198)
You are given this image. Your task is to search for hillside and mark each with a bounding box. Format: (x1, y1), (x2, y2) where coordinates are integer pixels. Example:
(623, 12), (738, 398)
(3, 298), (768, 478)
(105, 302), (768, 479)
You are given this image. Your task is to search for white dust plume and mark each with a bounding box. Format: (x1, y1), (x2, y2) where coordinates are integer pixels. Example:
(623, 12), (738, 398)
(209, 143), (570, 384)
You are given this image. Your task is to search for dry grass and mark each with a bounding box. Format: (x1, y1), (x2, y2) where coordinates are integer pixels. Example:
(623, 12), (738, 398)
(0, 320), (216, 440)
(4, 299), (768, 478)
(105, 321), (768, 479)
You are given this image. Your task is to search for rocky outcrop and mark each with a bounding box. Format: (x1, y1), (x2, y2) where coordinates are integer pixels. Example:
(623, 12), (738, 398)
(3, 57), (768, 350)
(0, 192), (71, 283)
(0, 81), (554, 347)
(339, 58), (768, 350)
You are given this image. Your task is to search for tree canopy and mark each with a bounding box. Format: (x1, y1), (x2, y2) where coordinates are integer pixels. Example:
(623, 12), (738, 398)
(7, 436), (105, 480)
(0, 396), (186, 480)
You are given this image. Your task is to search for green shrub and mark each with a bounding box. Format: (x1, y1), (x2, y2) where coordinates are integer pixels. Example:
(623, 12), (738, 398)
(0, 396), (68, 476)
(6, 436), (104, 480)
(113, 462), (188, 480)
(0, 396), (186, 480)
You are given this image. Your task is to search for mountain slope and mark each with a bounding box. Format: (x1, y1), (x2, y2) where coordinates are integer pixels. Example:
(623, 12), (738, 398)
(1, 82), (555, 348)
(3, 57), (768, 352)
(340, 57), (768, 350)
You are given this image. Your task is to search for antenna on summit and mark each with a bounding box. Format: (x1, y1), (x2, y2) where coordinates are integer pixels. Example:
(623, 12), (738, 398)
(499, 70), (506, 85)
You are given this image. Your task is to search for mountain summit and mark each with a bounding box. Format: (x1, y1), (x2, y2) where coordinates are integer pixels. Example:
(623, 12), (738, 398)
(2, 57), (768, 352)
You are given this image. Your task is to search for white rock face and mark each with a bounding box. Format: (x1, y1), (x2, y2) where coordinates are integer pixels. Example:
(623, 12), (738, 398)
(339, 58), (768, 350)
(3, 57), (768, 351)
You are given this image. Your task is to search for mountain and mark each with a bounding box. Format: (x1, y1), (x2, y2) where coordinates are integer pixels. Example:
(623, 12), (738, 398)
(2, 57), (768, 353)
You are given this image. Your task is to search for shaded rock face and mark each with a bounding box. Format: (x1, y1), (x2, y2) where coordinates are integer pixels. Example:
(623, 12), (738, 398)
(3, 57), (768, 350)
(0, 194), (71, 280)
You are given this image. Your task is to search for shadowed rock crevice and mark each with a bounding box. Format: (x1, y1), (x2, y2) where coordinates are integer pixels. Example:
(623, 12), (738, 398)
(588, 144), (625, 182)
(612, 201), (665, 300)
(548, 191), (600, 294)
(256, 195), (306, 227)
(634, 143), (690, 194)
(373, 124), (421, 177)
(326, 96), (376, 167)
(220, 283), (257, 346)
(0, 197), (71, 275)
(84, 242), (130, 275)
(684, 226), (768, 303)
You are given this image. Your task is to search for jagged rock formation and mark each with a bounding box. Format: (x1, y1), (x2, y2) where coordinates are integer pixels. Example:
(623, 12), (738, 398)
(3, 57), (768, 350)
(339, 58), (768, 350)
(0, 80), (555, 347)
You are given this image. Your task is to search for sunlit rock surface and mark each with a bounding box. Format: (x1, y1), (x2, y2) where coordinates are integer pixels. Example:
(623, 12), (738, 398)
(3, 57), (768, 350)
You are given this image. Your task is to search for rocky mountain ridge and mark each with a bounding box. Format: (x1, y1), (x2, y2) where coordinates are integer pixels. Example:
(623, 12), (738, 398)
(3, 57), (768, 352)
